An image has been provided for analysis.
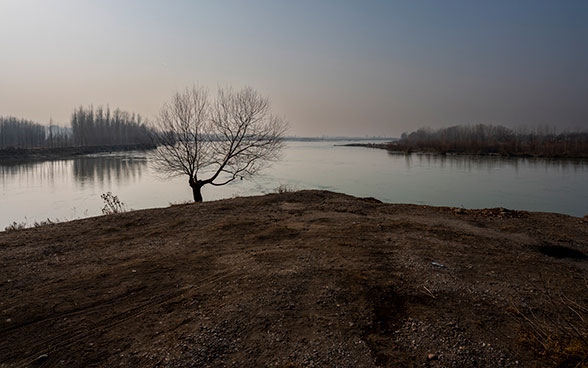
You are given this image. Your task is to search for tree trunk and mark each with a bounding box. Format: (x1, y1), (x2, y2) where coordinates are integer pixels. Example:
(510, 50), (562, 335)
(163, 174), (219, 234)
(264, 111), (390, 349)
(191, 185), (203, 202)
(189, 177), (203, 202)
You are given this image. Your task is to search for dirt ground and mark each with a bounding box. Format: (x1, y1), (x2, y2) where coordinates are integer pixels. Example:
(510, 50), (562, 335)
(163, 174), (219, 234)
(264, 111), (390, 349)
(1, 190), (587, 367)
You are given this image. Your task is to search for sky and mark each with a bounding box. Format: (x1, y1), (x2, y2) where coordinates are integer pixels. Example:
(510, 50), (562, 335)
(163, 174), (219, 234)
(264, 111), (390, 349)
(0, 0), (587, 137)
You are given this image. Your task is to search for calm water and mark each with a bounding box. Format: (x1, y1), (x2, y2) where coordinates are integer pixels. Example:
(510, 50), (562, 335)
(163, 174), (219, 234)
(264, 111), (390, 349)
(1, 141), (588, 229)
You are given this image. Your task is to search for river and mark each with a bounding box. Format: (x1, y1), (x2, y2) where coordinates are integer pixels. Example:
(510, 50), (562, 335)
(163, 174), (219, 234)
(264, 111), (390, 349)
(1, 141), (588, 229)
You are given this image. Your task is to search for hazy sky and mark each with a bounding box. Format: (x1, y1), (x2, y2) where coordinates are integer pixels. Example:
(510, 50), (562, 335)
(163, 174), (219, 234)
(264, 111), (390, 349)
(1, 0), (587, 136)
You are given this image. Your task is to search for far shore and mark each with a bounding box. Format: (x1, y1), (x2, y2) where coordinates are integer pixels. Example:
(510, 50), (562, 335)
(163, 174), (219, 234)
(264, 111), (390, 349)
(0, 144), (155, 162)
(340, 142), (588, 159)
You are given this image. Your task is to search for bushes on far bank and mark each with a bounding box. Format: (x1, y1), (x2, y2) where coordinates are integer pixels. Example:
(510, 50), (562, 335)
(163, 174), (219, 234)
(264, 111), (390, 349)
(391, 125), (588, 158)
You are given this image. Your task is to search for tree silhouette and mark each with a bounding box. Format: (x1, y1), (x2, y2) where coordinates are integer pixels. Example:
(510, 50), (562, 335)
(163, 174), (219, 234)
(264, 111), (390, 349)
(150, 86), (288, 202)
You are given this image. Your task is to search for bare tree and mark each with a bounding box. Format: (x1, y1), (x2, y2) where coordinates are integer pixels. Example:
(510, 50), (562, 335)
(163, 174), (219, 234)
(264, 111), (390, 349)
(150, 86), (288, 202)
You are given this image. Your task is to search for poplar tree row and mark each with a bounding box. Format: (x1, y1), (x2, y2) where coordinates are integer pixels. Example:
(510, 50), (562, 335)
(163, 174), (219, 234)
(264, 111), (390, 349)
(0, 106), (153, 149)
(0, 117), (69, 149)
(70, 106), (151, 147)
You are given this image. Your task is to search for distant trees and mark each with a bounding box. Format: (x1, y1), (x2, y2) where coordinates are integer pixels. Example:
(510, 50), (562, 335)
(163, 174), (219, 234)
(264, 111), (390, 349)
(392, 124), (588, 158)
(150, 86), (288, 202)
(71, 106), (152, 147)
(46, 120), (71, 148)
(1, 106), (152, 150)
(0, 117), (69, 149)
(0, 117), (45, 149)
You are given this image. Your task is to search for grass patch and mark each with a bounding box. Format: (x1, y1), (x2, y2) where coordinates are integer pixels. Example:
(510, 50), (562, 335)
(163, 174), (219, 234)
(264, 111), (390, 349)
(4, 218), (59, 232)
(512, 281), (588, 367)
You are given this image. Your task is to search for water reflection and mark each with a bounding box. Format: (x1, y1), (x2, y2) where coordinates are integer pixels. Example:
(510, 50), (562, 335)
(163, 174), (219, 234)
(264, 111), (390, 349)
(395, 152), (588, 173)
(0, 154), (147, 188)
(0, 159), (72, 188)
(72, 155), (147, 187)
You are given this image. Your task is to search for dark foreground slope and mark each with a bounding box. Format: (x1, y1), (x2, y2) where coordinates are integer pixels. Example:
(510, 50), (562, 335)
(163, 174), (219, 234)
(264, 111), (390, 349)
(1, 191), (587, 367)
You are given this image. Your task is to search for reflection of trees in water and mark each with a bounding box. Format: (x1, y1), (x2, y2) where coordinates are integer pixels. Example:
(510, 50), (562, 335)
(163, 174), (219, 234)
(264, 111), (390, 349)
(0, 155), (147, 188)
(395, 152), (588, 173)
(0, 160), (71, 186)
(72, 155), (146, 186)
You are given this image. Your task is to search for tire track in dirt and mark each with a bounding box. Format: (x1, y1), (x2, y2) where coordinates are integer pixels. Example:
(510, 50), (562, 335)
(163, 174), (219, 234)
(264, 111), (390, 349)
(3, 268), (242, 367)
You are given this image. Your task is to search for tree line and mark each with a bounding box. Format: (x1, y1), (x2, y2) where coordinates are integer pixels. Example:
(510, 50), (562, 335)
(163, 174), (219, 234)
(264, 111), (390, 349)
(0, 106), (152, 150)
(0, 117), (69, 149)
(391, 124), (588, 158)
(71, 106), (151, 147)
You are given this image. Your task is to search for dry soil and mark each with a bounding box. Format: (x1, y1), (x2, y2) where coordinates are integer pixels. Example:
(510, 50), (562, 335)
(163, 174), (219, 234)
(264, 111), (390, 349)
(1, 191), (587, 367)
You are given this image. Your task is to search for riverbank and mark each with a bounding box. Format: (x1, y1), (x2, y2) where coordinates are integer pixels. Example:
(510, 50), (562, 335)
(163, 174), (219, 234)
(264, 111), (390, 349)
(1, 191), (587, 367)
(0, 144), (155, 162)
(342, 142), (588, 159)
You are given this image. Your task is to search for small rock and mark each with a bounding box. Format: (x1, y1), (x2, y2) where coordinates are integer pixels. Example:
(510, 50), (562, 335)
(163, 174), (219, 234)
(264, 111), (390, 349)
(427, 353), (438, 360)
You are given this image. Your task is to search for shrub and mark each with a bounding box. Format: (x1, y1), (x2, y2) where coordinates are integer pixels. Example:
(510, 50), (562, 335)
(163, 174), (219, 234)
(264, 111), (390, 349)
(101, 192), (126, 215)
(33, 218), (56, 228)
(274, 184), (296, 194)
(4, 221), (27, 232)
